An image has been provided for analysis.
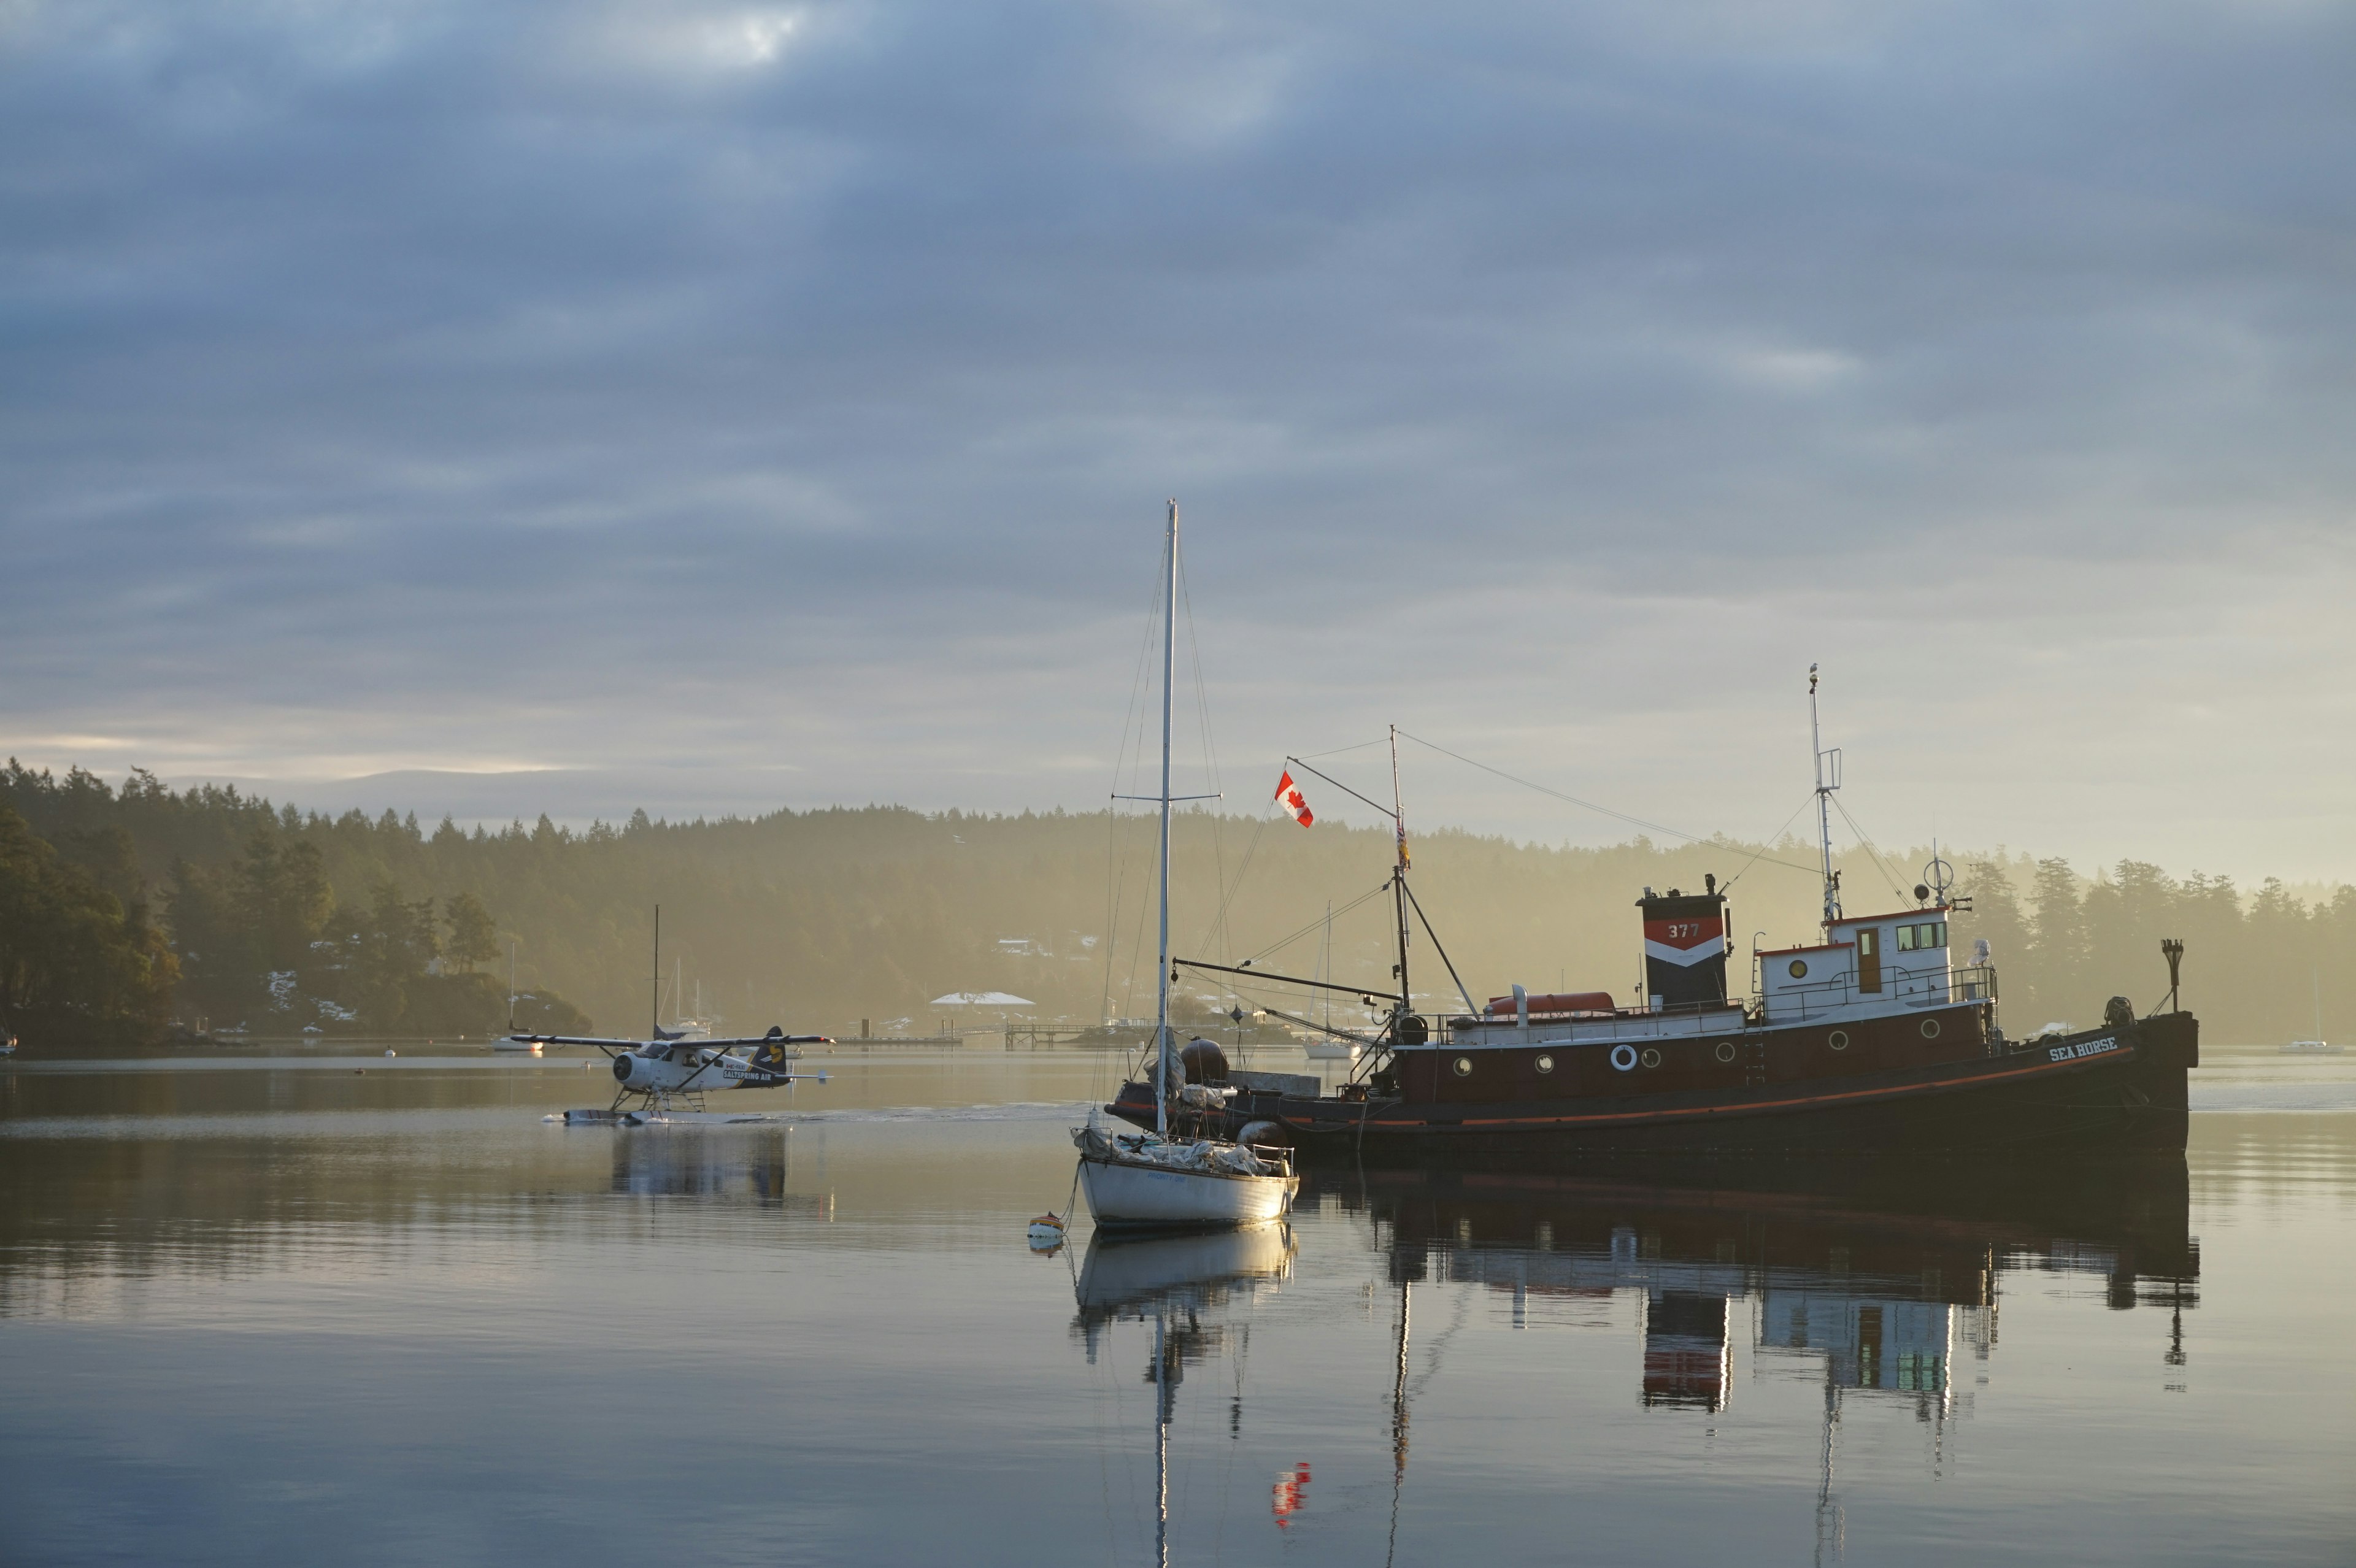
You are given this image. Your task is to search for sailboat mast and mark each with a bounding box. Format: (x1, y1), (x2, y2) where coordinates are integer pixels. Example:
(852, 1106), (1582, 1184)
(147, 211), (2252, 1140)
(1155, 1308), (1171, 1568)
(1809, 664), (1841, 926)
(650, 905), (661, 1037)
(1155, 500), (1178, 1137)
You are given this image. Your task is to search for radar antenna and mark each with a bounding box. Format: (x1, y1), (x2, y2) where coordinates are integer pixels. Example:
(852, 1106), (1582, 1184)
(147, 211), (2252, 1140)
(1924, 850), (1955, 906)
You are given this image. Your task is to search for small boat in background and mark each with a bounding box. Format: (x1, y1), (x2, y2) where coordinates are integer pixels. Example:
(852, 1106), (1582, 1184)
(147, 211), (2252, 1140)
(494, 947), (542, 1050)
(2282, 974), (2343, 1052)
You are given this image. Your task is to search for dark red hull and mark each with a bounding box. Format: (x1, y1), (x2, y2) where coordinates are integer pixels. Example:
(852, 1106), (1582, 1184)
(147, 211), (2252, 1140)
(1109, 1011), (2197, 1164)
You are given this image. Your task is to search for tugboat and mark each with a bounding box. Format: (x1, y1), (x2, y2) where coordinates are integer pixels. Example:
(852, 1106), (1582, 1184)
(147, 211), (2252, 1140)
(1106, 670), (2198, 1162)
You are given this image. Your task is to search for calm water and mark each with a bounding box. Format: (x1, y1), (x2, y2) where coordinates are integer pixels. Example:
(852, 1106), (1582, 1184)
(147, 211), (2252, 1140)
(2, 1043), (2352, 1566)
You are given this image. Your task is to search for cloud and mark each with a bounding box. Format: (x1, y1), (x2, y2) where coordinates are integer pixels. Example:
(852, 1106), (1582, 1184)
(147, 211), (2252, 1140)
(4, 0), (2356, 877)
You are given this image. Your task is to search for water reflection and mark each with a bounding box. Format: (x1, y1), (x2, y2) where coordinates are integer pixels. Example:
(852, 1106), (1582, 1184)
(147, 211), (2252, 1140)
(12, 1051), (2347, 1568)
(1331, 1157), (2200, 1564)
(607, 1127), (833, 1216)
(1072, 1226), (1296, 1567)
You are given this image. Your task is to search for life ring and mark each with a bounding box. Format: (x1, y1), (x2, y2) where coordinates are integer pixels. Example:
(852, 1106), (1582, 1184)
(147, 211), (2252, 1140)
(1609, 1044), (1638, 1072)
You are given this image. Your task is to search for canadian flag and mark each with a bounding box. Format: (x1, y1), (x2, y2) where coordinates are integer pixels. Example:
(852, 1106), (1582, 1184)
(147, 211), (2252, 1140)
(1273, 771), (1314, 826)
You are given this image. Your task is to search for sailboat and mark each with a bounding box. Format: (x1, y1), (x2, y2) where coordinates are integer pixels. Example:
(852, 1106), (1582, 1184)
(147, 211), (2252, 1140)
(492, 943), (542, 1052)
(1072, 502), (1300, 1231)
(2283, 969), (2344, 1053)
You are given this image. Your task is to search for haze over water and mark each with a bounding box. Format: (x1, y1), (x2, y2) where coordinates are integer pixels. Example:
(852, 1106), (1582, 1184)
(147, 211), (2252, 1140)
(2, 1043), (2351, 1566)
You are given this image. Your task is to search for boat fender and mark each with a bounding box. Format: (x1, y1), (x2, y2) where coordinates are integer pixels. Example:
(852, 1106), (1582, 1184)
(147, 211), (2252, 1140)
(1609, 1043), (1639, 1072)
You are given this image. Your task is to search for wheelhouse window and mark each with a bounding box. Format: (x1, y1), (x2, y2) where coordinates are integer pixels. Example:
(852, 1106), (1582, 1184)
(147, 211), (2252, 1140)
(1896, 921), (1949, 952)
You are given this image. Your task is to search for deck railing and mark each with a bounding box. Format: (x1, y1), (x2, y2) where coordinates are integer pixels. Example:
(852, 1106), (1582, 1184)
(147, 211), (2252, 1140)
(1755, 963), (1998, 1019)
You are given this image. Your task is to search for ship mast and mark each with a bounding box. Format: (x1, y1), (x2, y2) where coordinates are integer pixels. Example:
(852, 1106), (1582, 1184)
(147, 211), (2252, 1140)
(1155, 501), (1177, 1137)
(1388, 724), (1412, 1031)
(1809, 664), (1842, 928)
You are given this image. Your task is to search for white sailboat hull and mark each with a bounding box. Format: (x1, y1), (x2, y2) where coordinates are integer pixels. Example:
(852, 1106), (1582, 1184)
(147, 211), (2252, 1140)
(1079, 1154), (1298, 1229)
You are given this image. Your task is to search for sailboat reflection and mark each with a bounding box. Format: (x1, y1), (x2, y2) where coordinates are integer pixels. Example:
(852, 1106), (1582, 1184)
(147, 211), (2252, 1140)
(1072, 1226), (1295, 1566)
(607, 1128), (834, 1216)
(1350, 1156), (2198, 1563)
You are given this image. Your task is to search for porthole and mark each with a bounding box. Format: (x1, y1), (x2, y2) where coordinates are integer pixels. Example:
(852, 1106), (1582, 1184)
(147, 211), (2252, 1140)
(1609, 1043), (1639, 1072)
(1534, 1054), (1555, 1074)
(1453, 1056), (1474, 1077)
(1639, 1047), (1662, 1069)
(1714, 1040), (1738, 1064)
(1920, 1018), (1941, 1040)
(1828, 1029), (1850, 1051)
(1788, 959), (1809, 979)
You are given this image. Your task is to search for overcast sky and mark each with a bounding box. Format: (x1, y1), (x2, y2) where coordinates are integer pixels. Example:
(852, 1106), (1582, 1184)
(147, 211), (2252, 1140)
(6, 0), (2355, 881)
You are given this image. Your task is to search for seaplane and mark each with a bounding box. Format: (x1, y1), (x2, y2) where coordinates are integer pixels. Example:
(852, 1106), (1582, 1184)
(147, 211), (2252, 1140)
(513, 907), (834, 1124)
(517, 1023), (835, 1124)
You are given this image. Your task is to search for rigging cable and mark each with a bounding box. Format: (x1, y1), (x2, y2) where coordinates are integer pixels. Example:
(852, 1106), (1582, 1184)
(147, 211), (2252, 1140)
(1831, 796), (1912, 905)
(1395, 729), (1822, 877)
(1101, 548), (1171, 1022)
(1176, 539), (1232, 965)
(1720, 794), (1822, 892)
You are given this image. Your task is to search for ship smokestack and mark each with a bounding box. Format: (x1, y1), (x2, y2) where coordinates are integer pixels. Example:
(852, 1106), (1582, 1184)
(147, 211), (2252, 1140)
(1639, 885), (1730, 1009)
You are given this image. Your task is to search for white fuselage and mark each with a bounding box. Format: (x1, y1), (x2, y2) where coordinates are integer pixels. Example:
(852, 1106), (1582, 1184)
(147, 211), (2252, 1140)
(614, 1042), (801, 1094)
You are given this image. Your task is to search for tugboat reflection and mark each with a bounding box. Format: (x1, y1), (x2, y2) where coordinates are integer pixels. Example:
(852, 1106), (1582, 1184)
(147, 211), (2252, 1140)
(607, 1128), (834, 1217)
(1355, 1156), (2195, 1409)
(1347, 1156), (2198, 1562)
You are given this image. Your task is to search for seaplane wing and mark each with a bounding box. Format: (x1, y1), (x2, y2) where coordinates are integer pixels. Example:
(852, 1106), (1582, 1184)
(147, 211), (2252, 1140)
(506, 1027), (834, 1054)
(702, 1032), (834, 1049)
(506, 1034), (648, 1051)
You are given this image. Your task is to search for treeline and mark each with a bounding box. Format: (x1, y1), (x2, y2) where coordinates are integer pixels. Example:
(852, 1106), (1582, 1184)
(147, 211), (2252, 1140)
(1952, 855), (2350, 1040)
(0, 759), (2344, 1044)
(0, 766), (587, 1040)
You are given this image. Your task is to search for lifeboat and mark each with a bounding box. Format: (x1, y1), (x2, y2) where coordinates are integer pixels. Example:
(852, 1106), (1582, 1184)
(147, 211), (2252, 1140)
(1484, 991), (1617, 1018)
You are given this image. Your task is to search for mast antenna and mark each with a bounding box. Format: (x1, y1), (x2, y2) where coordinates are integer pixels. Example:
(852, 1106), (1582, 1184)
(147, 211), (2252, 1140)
(1809, 664), (1842, 927)
(1388, 724), (1412, 1026)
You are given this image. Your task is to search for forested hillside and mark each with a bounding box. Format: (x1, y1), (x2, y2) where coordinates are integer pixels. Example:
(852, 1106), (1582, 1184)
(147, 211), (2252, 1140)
(1, 760), (2347, 1044)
